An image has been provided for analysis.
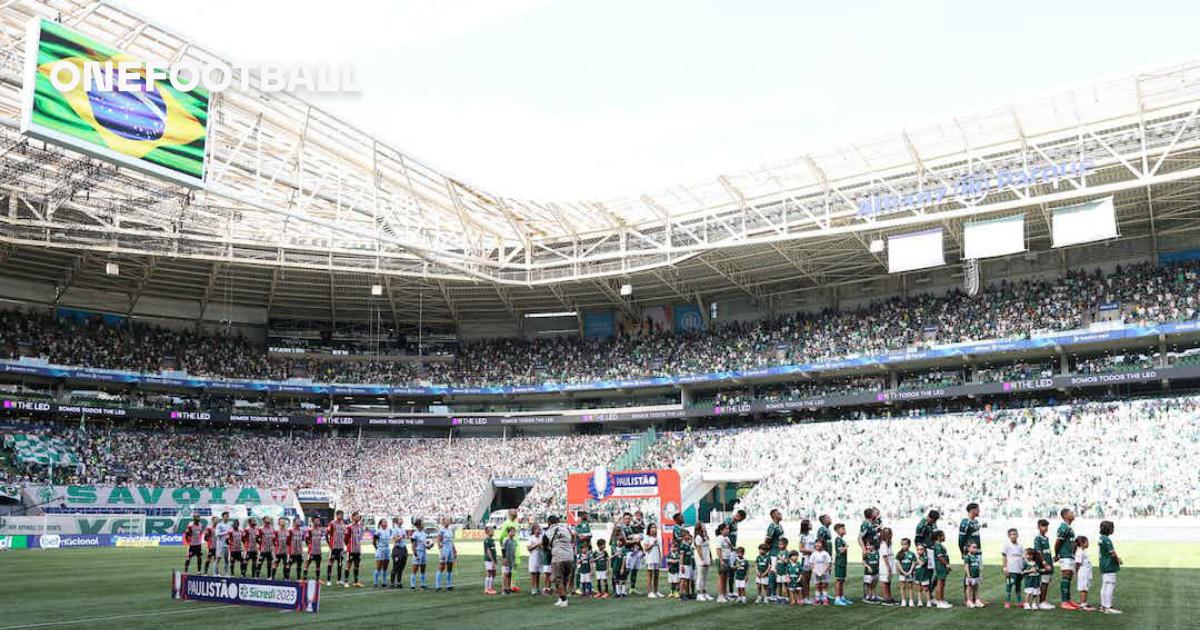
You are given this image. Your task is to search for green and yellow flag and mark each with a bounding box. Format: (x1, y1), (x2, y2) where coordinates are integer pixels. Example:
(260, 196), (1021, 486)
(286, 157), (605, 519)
(26, 19), (209, 183)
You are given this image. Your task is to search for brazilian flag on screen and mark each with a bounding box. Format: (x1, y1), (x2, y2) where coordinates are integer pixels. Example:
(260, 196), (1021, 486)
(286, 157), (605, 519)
(26, 19), (208, 185)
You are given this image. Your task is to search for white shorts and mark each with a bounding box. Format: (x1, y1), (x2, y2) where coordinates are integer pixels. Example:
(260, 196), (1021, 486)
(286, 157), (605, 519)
(926, 548), (936, 569)
(626, 550), (644, 570)
(1101, 573), (1116, 586)
(965, 577), (980, 586)
(680, 566), (693, 580)
(756, 576), (768, 586)
(735, 579), (747, 590)
(668, 573), (679, 584)
(1058, 558), (1075, 571)
(815, 572), (829, 584)
(595, 570), (607, 580)
(580, 574), (592, 584)
(1040, 574), (1051, 584)
(1025, 586), (1040, 595)
(863, 575), (876, 584)
(484, 561), (495, 572)
(898, 575), (912, 583)
(1077, 568), (1092, 590)
(528, 555), (541, 573)
(541, 564), (551, 575)
(878, 565), (890, 581)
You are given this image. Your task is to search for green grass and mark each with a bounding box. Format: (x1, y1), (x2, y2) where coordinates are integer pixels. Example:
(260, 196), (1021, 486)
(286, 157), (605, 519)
(0, 544), (1197, 629)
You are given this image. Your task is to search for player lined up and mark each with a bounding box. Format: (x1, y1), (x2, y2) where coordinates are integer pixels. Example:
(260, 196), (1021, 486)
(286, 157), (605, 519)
(187, 510), (377, 588)
(477, 504), (1123, 615)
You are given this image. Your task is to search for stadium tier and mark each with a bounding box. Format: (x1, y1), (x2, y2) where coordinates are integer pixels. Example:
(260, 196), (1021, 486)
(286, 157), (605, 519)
(4, 394), (1198, 522)
(0, 261), (1196, 388)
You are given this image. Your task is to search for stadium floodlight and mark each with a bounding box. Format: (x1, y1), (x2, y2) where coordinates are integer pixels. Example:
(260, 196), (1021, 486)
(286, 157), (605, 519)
(869, 239), (885, 253)
(524, 311), (578, 318)
(105, 262), (119, 276)
(619, 283), (633, 296)
(370, 284), (383, 296)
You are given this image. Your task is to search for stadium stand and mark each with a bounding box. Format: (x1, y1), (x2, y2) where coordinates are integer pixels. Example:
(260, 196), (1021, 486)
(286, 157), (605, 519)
(672, 396), (1200, 521)
(4, 394), (1198, 521)
(1, 261), (1197, 387)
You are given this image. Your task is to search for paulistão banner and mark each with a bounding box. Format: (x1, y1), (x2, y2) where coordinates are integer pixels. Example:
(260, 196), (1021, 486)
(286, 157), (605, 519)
(173, 572), (320, 613)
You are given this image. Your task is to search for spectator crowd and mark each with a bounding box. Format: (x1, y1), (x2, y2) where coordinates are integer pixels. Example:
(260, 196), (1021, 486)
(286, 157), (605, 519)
(0, 261), (1195, 388)
(4, 394), (1198, 521)
(668, 395), (1200, 520)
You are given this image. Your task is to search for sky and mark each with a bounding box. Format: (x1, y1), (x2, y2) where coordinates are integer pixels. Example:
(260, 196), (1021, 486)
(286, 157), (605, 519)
(122, 0), (1200, 201)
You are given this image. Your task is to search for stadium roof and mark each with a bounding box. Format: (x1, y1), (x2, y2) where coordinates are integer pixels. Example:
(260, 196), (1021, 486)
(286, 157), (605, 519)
(1, 0), (1200, 327)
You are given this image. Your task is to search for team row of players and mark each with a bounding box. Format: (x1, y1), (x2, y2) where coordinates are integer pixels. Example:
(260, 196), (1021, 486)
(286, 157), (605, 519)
(474, 505), (1122, 613)
(180, 510), (460, 589)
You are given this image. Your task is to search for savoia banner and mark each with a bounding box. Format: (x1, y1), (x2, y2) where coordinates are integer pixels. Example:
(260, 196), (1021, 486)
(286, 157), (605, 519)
(27, 485), (298, 510)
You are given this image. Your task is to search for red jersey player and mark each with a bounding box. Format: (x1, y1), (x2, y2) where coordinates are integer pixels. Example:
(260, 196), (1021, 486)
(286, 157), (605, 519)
(183, 514), (205, 573)
(347, 512), (366, 587)
(303, 516), (324, 581)
(326, 510), (348, 586)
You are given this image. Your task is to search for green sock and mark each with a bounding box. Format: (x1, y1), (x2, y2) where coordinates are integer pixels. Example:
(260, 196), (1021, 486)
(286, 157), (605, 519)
(1060, 577), (1071, 601)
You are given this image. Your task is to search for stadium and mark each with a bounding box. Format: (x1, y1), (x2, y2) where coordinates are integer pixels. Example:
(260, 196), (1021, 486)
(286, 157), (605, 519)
(0, 0), (1199, 628)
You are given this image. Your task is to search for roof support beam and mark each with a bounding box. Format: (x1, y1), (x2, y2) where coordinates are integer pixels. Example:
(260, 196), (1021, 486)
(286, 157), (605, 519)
(697, 253), (763, 301)
(126, 258), (157, 315)
(493, 286), (520, 320)
(196, 262), (223, 322)
(382, 275), (402, 331)
(437, 280), (460, 326)
(52, 254), (90, 306)
(329, 267), (337, 326)
(590, 279), (639, 319)
(266, 266), (280, 319)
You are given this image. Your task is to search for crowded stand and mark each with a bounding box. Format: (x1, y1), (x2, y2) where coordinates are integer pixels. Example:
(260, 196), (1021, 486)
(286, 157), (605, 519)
(670, 395), (1200, 520)
(0, 261), (1196, 388)
(974, 361), (1057, 384)
(896, 369), (964, 391)
(4, 394), (1198, 522)
(1, 419), (624, 521)
(1073, 353), (1158, 375)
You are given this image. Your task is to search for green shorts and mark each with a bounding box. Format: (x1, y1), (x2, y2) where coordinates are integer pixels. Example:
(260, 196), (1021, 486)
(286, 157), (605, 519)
(834, 564), (847, 580)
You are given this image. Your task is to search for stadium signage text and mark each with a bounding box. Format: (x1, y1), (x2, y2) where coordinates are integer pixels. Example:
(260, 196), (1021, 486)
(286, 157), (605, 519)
(26, 485), (300, 513)
(172, 572), (320, 612)
(855, 159), (1094, 219)
(42, 58), (360, 95)
(60, 485), (269, 506)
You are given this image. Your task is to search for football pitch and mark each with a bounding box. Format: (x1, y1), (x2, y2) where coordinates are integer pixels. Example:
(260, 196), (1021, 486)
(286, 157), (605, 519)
(0, 543), (1198, 629)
